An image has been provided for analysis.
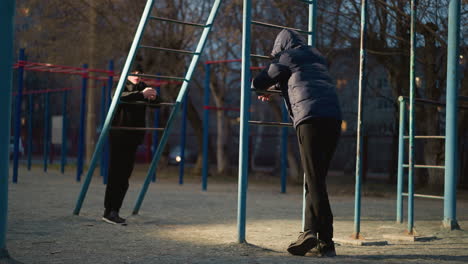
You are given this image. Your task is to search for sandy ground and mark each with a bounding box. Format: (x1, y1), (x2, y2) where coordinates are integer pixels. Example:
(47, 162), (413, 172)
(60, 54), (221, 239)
(2, 167), (468, 264)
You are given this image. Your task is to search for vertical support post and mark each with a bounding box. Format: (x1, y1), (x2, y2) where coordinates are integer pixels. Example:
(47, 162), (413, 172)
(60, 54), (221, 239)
(202, 64), (211, 191)
(302, 0), (317, 233)
(396, 96), (406, 223)
(280, 104), (288, 194)
(353, 0), (368, 239)
(0, 0), (15, 256)
(179, 91), (188, 185)
(77, 64), (88, 182)
(152, 86), (160, 182)
(443, 0), (461, 230)
(13, 48), (25, 183)
(103, 60), (114, 185)
(43, 92), (50, 172)
(27, 94), (33, 171)
(238, 0), (252, 244)
(407, 0), (417, 234)
(100, 82), (107, 178)
(61, 91), (68, 174)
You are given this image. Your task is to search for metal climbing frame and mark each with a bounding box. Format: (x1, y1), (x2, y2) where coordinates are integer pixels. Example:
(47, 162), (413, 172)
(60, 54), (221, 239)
(73, 0), (222, 215)
(238, 0), (316, 243)
(395, 0), (462, 233)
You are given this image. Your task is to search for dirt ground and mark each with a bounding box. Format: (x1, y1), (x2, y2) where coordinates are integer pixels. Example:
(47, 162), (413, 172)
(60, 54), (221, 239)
(2, 167), (468, 264)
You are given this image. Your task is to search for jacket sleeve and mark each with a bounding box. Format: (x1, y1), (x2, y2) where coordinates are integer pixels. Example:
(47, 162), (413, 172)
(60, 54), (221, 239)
(252, 63), (291, 91)
(120, 87), (145, 102)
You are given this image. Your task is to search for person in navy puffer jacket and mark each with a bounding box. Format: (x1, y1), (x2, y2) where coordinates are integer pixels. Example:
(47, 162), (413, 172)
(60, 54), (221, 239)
(252, 29), (342, 257)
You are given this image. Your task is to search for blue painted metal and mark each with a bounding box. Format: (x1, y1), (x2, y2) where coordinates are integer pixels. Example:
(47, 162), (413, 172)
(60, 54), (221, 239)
(353, 0), (368, 238)
(0, 0), (15, 253)
(61, 91), (68, 174)
(443, 0), (461, 230)
(100, 83), (107, 178)
(407, 0), (417, 234)
(280, 104), (288, 194)
(179, 91), (188, 185)
(132, 0), (222, 215)
(103, 61), (114, 185)
(238, 0), (252, 244)
(73, 0), (156, 215)
(152, 86), (161, 183)
(303, 0), (316, 232)
(13, 48), (24, 183)
(202, 64), (211, 191)
(43, 92), (50, 172)
(76, 64), (88, 182)
(396, 96), (406, 223)
(27, 94), (33, 171)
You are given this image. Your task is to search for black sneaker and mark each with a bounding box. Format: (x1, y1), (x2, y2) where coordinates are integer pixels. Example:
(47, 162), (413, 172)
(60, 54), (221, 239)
(287, 231), (318, 256)
(307, 241), (336, 257)
(102, 211), (127, 225)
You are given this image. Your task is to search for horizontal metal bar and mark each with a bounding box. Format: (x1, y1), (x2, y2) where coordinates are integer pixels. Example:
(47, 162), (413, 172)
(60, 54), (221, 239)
(129, 73), (186, 81)
(111, 126), (165, 131)
(459, 95), (468, 101)
(251, 88), (282, 95)
(401, 96), (468, 110)
(403, 164), (445, 169)
(402, 193), (444, 200)
(119, 101), (175, 107)
(150, 16), (206, 27)
(297, 0), (314, 3)
(250, 54), (271, 60)
(139, 45), (199, 55)
(249, 121), (293, 127)
(252, 20), (311, 35)
(403, 135), (446, 139)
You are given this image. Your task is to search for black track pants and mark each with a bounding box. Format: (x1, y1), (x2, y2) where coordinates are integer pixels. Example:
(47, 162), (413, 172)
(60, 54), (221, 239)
(296, 117), (341, 243)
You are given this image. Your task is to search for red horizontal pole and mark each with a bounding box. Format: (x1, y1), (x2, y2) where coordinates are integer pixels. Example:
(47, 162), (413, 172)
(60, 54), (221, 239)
(203, 105), (240, 112)
(13, 87), (80, 96)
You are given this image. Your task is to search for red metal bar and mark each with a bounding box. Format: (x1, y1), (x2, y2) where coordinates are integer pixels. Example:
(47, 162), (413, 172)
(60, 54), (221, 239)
(203, 105), (240, 112)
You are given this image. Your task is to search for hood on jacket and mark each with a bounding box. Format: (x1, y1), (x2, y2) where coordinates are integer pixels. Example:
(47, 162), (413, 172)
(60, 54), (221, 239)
(271, 29), (306, 57)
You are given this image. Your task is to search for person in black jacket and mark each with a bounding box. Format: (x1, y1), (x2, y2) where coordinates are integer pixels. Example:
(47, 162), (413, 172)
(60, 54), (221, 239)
(252, 29), (342, 257)
(102, 66), (159, 225)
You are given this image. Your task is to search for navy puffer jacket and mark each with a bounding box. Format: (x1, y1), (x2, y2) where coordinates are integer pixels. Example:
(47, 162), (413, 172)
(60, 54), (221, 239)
(252, 29), (342, 128)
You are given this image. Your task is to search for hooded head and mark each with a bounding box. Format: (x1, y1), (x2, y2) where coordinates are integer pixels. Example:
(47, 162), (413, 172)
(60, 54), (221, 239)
(271, 29), (306, 58)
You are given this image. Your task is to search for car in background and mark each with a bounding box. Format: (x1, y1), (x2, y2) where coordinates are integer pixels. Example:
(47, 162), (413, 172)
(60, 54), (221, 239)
(9, 137), (24, 159)
(168, 145), (196, 165)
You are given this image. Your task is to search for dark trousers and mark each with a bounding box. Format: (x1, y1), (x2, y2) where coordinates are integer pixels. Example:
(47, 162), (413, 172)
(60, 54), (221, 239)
(296, 117), (341, 243)
(104, 132), (140, 212)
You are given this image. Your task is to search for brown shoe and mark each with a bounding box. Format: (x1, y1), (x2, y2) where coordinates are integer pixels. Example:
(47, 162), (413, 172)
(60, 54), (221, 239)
(287, 231), (318, 256)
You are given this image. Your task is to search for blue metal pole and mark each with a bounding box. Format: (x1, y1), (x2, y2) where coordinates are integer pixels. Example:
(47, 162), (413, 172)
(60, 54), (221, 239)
(61, 91), (68, 174)
(303, 0), (317, 231)
(396, 96), (406, 223)
(353, 0), (368, 238)
(77, 64), (88, 182)
(238, 0), (251, 244)
(103, 60), (114, 185)
(132, 0), (222, 215)
(443, 0), (461, 230)
(100, 82), (107, 178)
(74, 0), (160, 215)
(202, 64), (211, 191)
(13, 48), (24, 183)
(407, 0), (417, 235)
(152, 86), (160, 182)
(43, 93), (50, 172)
(27, 94), (33, 171)
(280, 104), (288, 194)
(179, 91), (188, 185)
(0, 0), (15, 255)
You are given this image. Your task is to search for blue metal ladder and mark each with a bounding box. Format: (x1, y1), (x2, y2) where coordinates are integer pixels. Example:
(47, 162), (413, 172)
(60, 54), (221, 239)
(237, 0), (317, 243)
(74, 0), (222, 215)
